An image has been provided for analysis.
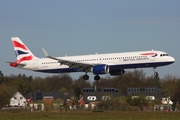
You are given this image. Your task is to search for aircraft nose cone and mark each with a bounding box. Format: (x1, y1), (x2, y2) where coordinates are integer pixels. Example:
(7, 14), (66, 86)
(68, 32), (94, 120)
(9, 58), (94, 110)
(168, 57), (175, 63)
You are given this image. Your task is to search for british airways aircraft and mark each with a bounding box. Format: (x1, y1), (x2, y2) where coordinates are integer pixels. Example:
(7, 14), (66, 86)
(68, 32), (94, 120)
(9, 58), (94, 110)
(8, 37), (175, 80)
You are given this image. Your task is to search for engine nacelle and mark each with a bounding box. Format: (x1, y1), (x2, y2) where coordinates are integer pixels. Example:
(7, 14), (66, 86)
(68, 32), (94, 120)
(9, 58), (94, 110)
(91, 64), (109, 74)
(110, 69), (125, 75)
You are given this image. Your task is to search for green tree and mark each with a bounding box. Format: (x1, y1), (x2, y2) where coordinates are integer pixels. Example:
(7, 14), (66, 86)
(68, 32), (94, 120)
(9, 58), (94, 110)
(0, 71), (4, 84)
(59, 87), (67, 93)
(161, 75), (178, 98)
(0, 84), (16, 109)
(126, 95), (149, 111)
(73, 76), (91, 89)
(54, 98), (63, 104)
(74, 87), (81, 99)
(172, 78), (180, 101)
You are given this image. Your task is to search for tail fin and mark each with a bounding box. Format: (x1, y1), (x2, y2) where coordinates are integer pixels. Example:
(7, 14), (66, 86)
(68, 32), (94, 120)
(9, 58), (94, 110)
(11, 37), (38, 63)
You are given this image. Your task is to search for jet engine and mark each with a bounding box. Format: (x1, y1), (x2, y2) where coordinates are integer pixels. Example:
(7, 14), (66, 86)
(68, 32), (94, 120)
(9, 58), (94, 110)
(91, 64), (109, 74)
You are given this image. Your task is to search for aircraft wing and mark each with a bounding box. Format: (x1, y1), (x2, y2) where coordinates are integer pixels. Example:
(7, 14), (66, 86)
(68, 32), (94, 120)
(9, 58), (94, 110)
(42, 48), (97, 72)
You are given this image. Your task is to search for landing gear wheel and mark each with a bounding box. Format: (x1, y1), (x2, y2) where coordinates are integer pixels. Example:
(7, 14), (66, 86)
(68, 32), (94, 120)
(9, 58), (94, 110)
(83, 74), (89, 80)
(154, 72), (159, 76)
(94, 75), (100, 81)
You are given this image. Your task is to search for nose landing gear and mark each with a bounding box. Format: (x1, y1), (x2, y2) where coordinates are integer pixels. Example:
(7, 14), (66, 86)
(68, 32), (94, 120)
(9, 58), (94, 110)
(153, 67), (161, 88)
(153, 67), (159, 76)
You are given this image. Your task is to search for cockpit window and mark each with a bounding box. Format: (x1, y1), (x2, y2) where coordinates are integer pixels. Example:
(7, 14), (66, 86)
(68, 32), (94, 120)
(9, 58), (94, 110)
(160, 54), (169, 57)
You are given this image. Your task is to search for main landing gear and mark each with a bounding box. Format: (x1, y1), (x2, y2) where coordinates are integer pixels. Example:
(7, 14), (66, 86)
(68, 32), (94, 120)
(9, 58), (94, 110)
(82, 73), (100, 81)
(94, 75), (100, 81)
(83, 74), (89, 80)
(153, 67), (161, 88)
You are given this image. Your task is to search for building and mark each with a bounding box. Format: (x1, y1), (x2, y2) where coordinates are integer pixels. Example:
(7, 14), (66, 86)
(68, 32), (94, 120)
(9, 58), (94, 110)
(127, 87), (162, 99)
(26, 91), (69, 103)
(82, 87), (120, 103)
(10, 91), (26, 107)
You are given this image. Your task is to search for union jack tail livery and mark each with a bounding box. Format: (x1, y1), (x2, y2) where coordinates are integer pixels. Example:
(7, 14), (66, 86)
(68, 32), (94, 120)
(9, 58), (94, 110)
(8, 37), (38, 67)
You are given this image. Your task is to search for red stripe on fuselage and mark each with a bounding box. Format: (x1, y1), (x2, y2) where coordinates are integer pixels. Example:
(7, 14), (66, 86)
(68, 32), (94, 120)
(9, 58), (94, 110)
(12, 41), (28, 50)
(141, 53), (156, 56)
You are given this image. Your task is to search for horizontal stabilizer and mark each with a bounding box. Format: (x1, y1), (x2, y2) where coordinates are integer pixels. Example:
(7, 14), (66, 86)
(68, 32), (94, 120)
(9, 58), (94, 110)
(6, 61), (26, 67)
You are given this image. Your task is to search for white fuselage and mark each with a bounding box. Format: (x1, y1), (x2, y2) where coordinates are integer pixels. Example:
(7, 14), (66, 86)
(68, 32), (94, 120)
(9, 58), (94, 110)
(18, 50), (175, 74)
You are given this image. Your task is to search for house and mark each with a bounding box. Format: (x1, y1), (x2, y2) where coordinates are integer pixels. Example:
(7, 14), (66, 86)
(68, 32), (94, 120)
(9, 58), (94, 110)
(162, 97), (173, 105)
(10, 91), (26, 107)
(82, 87), (120, 103)
(26, 91), (69, 103)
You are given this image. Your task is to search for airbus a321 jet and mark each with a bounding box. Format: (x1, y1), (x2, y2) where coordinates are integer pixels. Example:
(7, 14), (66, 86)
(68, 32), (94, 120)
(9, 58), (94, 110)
(8, 37), (175, 80)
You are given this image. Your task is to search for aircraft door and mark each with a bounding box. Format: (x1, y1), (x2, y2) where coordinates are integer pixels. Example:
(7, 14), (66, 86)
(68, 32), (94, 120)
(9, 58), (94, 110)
(33, 59), (38, 69)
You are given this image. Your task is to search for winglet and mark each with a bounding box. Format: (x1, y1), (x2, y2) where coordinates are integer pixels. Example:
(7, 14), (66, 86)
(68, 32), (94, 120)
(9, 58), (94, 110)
(42, 48), (60, 61)
(42, 47), (51, 58)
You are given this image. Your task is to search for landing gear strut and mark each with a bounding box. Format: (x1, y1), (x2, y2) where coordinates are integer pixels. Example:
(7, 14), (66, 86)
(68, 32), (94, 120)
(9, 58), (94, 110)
(153, 67), (161, 88)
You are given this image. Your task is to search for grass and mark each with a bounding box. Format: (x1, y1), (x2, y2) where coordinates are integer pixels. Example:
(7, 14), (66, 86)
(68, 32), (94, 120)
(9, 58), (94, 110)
(0, 111), (180, 120)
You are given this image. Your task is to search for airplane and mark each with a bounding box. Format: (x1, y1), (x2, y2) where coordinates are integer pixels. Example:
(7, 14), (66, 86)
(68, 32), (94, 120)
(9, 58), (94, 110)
(8, 37), (175, 81)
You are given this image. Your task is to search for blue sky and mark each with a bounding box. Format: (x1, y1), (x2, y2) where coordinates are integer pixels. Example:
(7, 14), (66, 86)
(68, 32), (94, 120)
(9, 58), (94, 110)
(1, 0), (180, 80)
